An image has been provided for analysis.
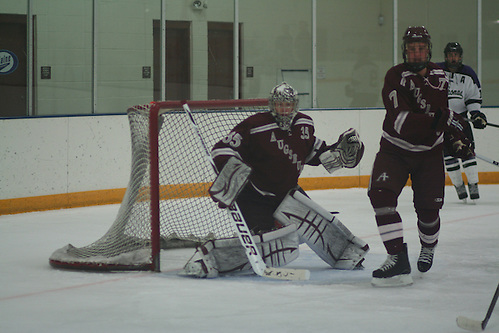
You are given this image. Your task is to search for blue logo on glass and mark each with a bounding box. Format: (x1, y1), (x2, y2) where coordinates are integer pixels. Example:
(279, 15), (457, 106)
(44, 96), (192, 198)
(0, 50), (19, 75)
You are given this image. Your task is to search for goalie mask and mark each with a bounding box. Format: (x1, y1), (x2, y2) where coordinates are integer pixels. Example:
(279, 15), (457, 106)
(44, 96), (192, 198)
(402, 26), (432, 73)
(269, 82), (299, 131)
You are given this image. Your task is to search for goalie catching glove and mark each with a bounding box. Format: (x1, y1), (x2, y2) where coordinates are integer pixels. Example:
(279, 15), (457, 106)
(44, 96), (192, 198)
(319, 128), (364, 173)
(209, 156), (252, 208)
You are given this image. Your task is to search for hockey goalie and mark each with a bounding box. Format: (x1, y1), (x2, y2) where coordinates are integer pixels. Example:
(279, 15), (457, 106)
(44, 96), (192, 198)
(181, 82), (369, 278)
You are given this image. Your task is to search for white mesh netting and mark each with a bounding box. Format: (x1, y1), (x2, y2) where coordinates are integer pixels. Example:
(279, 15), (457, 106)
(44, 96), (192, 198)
(49, 100), (268, 270)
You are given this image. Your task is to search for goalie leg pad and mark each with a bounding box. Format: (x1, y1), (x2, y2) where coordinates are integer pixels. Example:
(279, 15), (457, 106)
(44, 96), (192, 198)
(181, 224), (300, 277)
(274, 190), (369, 270)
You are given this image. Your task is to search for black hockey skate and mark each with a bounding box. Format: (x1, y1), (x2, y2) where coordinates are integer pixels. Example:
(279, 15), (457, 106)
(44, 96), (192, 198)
(455, 184), (468, 200)
(372, 243), (413, 287)
(417, 245), (436, 273)
(468, 183), (479, 200)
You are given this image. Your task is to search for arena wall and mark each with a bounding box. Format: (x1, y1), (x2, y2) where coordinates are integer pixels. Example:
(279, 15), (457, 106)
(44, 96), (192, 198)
(1, 107), (498, 214)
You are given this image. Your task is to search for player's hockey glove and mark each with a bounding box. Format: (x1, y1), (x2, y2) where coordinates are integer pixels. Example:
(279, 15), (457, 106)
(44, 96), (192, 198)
(469, 111), (487, 129)
(209, 157), (252, 209)
(432, 108), (466, 133)
(319, 128), (364, 174)
(444, 132), (475, 160)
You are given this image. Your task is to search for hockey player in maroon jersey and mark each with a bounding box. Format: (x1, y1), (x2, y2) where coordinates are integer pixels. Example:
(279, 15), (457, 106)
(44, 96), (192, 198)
(181, 82), (369, 278)
(368, 27), (474, 287)
(211, 82), (344, 233)
(437, 42), (487, 201)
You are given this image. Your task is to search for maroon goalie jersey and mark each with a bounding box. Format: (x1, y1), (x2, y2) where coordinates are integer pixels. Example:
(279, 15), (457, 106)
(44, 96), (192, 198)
(380, 62), (449, 156)
(212, 112), (325, 199)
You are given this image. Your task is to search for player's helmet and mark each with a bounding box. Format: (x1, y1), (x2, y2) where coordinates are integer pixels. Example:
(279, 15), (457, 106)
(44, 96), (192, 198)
(444, 42), (463, 56)
(444, 42), (463, 71)
(402, 26), (432, 72)
(269, 82), (299, 131)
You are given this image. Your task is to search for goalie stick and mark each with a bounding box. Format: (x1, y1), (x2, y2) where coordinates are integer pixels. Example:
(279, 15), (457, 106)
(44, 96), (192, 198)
(182, 103), (310, 281)
(457, 283), (499, 332)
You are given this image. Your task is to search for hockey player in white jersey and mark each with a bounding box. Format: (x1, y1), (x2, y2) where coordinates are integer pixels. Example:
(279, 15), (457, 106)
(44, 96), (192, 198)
(437, 42), (487, 201)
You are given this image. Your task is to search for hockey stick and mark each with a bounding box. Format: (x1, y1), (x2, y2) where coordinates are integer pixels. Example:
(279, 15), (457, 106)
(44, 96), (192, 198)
(465, 118), (499, 128)
(182, 103), (310, 281)
(457, 283), (499, 331)
(475, 154), (499, 168)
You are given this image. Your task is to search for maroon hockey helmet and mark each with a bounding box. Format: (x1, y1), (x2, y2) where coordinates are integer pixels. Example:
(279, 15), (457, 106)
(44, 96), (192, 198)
(402, 26), (432, 72)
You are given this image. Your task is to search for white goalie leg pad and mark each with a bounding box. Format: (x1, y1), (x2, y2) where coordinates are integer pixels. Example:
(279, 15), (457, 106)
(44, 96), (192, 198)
(273, 190), (369, 270)
(257, 224), (300, 268)
(181, 224), (300, 277)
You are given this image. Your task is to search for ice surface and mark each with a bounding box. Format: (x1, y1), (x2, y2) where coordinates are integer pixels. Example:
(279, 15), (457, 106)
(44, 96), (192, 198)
(1, 186), (498, 333)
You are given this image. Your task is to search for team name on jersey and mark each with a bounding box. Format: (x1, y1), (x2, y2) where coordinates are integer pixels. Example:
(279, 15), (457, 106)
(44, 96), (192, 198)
(448, 89), (464, 98)
(270, 131), (304, 172)
(398, 70), (446, 114)
(399, 71), (431, 113)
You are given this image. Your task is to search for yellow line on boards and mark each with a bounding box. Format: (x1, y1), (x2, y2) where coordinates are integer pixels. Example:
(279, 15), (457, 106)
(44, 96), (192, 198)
(1, 173), (498, 215)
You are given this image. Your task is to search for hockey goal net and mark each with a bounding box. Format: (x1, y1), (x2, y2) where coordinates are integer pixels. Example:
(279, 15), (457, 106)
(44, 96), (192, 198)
(49, 99), (269, 271)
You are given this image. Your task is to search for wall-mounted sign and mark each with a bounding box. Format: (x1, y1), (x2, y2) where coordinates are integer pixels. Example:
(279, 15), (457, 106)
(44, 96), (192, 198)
(142, 66), (151, 79)
(41, 66), (51, 79)
(0, 50), (19, 75)
(246, 66), (254, 78)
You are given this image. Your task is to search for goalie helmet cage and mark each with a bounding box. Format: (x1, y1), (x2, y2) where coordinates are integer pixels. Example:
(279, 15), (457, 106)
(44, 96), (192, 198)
(49, 98), (269, 272)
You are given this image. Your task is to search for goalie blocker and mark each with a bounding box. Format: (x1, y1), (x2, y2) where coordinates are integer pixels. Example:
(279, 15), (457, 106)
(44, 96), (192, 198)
(209, 156), (252, 208)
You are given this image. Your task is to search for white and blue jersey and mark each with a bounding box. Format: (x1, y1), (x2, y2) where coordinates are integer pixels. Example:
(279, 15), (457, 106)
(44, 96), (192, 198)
(436, 62), (482, 116)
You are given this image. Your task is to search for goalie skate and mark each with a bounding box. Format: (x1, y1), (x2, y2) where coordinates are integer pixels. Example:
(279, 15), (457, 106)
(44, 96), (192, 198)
(181, 242), (219, 278)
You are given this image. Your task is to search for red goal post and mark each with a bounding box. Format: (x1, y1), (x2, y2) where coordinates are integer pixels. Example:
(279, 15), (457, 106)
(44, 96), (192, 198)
(49, 98), (269, 272)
